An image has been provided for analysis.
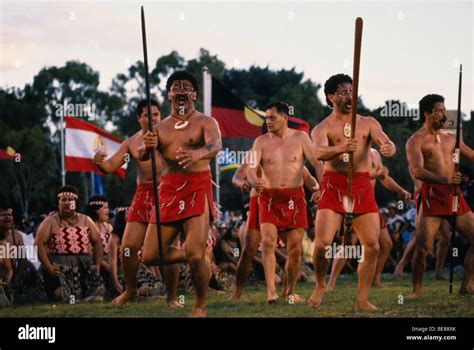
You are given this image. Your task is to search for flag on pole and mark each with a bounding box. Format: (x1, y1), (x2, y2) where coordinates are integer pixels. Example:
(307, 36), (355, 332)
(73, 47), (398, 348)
(211, 77), (310, 137)
(65, 117), (126, 179)
(91, 172), (105, 196)
(0, 147), (15, 160)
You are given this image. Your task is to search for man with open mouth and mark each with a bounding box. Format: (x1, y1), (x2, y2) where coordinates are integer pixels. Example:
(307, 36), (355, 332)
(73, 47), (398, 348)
(139, 70), (222, 317)
(308, 73), (396, 311)
(406, 93), (474, 298)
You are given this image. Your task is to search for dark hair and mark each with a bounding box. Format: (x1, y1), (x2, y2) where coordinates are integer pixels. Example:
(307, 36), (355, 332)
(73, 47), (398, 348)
(419, 94), (444, 121)
(0, 202), (11, 211)
(57, 185), (79, 198)
(265, 101), (290, 116)
(324, 74), (353, 107)
(136, 99), (160, 117)
(166, 71), (199, 95)
(85, 195), (108, 222)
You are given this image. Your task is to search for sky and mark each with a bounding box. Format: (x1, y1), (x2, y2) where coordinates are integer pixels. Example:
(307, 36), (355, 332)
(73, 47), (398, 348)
(1, 0), (473, 116)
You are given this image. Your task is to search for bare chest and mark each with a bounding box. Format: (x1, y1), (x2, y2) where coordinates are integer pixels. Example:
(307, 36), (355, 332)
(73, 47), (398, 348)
(261, 138), (302, 165)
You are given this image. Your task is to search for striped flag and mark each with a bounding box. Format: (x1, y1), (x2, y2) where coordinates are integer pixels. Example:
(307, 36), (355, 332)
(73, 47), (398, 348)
(211, 77), (310, 137)
(65, 117), (126, 179)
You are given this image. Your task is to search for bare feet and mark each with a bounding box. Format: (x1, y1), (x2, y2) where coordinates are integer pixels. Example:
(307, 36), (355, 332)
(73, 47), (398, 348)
(393, 263), (404, 279)
(267, 298), (279, 305)
(286, 293), (306, 304)
(167, 299), (184, 309)
(372, 281), (386, 288)
(231, 289), (242, 302)
(111, 290), (138, 306)
(267, 290), (279, 304)
(189, 306), (206, 318)
(407, 290), (422, 299)
(459, 286), (474, 295)
(325, 284), (335, 292)
(355, 300), (379, 311)
(308, 287), (325, 308)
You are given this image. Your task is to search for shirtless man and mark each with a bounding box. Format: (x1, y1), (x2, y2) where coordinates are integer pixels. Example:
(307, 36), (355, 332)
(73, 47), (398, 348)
(247, 101), (322, 304)
(308, 74), (396, 310)
(406, 93), (474, 298)
(325, 148), (411, 291)
(93, 99), (180, 307)
(231, 158), (320, 301)
(139, 71), (222, 317)
(393, 173), (451, 281)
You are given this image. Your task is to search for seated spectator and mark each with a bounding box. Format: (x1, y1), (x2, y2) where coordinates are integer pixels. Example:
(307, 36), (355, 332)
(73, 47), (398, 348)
(214, 223), (240, 274)
(0, 205), (37, 302)
(85, 196), (115, 298)
(35, 186), (105, 302)
(0, 236), (14, 306)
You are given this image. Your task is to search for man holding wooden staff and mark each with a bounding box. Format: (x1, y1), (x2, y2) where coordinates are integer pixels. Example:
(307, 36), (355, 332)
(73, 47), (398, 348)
(308, 72), (396, 310)
(139, 71), (222, 317)
(406, 93), (474, 298)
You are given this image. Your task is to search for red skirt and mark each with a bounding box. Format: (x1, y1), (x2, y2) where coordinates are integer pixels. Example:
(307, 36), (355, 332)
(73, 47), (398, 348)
(127, 183), (156, 223)
(317, 171), (378, 214)
(415, 190), (421, 214)
(258, 187), (308, 230)
(248, 195), (259, 230)
(150, 171), (215, 224)
(420, 183), (470, 216)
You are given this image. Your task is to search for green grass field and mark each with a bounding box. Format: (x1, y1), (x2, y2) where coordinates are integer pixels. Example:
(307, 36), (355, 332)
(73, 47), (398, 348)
(1, 272), (473, 318)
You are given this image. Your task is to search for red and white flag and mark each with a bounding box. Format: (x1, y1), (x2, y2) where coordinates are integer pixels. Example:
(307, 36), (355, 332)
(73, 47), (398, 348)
(65, 117), (126, 180)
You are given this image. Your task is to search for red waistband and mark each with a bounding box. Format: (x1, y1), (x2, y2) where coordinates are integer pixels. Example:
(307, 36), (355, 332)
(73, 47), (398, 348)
(421, 183), (453, 190)
(136, 183), (155, 190)
(261, 187), (305, 196)
(161, 171), (212, 180)
(323, 171), (370, 179)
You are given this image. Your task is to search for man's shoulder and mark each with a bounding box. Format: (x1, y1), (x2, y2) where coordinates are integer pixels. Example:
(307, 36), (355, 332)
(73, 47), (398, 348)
(360, 115), (379, 127)
(256, 133), (272, 143)
(406, 128), (425, 145)
(291, 129), (310, 141)
(196, 112), (218, 125)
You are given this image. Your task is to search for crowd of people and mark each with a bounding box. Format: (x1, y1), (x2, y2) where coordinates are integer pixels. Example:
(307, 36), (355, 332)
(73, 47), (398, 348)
(1, 71), (473, 316)
(1, 186), (471, 307)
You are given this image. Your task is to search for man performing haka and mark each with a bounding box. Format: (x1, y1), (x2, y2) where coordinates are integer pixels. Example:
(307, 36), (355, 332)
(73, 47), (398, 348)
(93, 99), (180, 307)
(393, 173), (451, 281)
(139, 71), (222, 317)
(231, 156), (321, 301)
(308, 74), (396, 310)
(406, 94), (474, 298)
(325, 147), (411, 292)
(247, 101), (322, 304)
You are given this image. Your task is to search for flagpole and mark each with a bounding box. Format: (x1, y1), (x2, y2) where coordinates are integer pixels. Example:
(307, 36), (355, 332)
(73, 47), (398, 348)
(60, 112), (66, 186)
(203, 66), (220, 219)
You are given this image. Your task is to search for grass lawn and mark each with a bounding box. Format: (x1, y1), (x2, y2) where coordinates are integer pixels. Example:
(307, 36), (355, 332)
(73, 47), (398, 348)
(1, 272), (472, 318)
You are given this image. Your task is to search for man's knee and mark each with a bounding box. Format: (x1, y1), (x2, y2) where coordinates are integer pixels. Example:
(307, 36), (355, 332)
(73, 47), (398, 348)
(261, 236), (277, 253)
(288, 245), (302, 260)
(363, 241), (380, 257)
(186, 250), (205, 266)
(380, 238), (393, 252)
